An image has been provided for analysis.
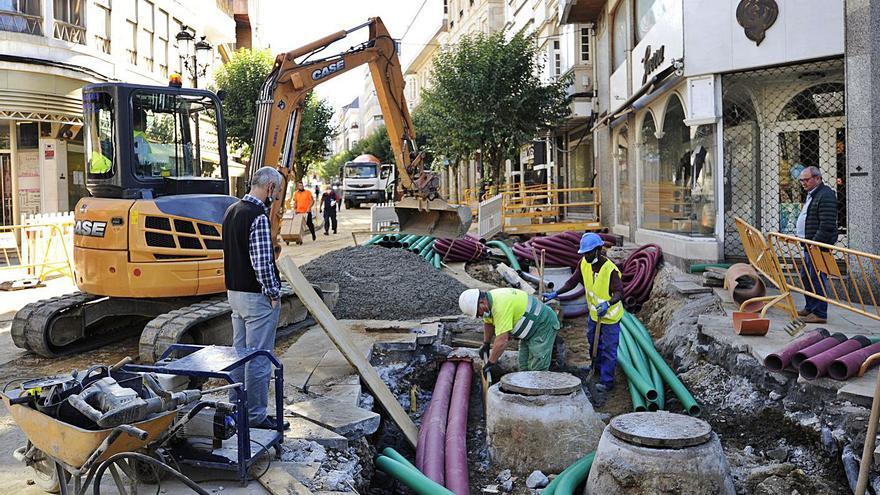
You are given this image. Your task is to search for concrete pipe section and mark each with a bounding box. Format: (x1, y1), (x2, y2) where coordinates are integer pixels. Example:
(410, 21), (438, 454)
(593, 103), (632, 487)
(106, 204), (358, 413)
(486, 371), (605, 473)
(585, 411), (735, 494)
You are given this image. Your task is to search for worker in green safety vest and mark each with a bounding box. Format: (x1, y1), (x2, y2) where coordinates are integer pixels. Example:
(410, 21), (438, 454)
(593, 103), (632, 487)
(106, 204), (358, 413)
(132, 108), (160, 174)
(459, 287), (561, 380)
(545, 233), (623, 398)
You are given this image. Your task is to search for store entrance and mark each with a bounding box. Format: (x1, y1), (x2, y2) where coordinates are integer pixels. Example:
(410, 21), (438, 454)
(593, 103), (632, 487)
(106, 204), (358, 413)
(0, 153), (11, 225)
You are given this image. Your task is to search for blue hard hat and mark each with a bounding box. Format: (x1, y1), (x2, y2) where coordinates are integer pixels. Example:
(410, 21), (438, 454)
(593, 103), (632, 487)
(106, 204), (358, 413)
(578, 233), (604, 254)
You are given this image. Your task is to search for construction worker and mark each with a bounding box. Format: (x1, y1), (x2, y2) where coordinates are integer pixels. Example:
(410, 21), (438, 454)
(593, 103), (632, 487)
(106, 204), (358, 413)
(459, 287), (561, 379)
(293, 181), (316, 241)
(545, 233), (623, 397)
(132, 108), (157, 174)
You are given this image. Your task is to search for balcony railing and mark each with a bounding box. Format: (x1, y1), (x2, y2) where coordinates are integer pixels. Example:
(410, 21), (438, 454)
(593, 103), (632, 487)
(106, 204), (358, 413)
(0, 10), (43, 36)
(54, 20), (86, 44)
(95, 36), (110, 54)
(127, 49), (137, 65)
(216, 0), (234, 17)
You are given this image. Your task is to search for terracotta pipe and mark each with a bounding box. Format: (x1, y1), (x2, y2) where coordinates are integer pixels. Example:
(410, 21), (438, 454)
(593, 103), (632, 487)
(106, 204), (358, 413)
(829, 343), (880, 380)
(764, 328), (831, 371)
(444, 362), (472, 495)
(791, 332), (848, 369)
(800, 336), (872, 380)
(724, 263), (766, 305)
(417, 361), (456, 484)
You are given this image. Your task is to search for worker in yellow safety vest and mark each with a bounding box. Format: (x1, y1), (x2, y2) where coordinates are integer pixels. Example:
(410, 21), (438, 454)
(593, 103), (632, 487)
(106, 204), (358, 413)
(545, 233), (623, 397)
(459, 287), (561, 380)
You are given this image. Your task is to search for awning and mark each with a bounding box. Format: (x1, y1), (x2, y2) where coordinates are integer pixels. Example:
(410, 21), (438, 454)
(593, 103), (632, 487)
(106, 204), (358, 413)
(591, 65), (678, 132)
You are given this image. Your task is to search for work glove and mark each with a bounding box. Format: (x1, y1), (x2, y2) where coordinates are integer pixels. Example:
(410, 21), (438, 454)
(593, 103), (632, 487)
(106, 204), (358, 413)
(482, 362), (501, 382)
(596, 301), (610, 317)
(543, 291), (558, 302)
(479, 342), (491, 362)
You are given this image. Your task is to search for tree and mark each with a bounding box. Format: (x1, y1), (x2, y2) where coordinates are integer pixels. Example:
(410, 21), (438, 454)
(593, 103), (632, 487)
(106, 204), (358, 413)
(316, 149), (354, 182)
(418, 30), (571, 189)
(352, 125), (393, 164)
(293, 93), (335, 181)
(213, 48), (274, 156)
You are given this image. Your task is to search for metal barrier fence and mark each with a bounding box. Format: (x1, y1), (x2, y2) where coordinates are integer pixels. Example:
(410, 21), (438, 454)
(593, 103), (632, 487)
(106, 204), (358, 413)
(733, 217), (798, 318)
(478, 194), (503, 239)
(768, 231), (880, 322)
(0, 222), (74, 283)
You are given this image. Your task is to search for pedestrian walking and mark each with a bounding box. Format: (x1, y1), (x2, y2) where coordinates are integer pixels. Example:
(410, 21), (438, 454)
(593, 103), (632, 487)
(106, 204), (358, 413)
(458, 288), (561, 380)
(319, 184), (339, 235)
(221, 166), (288, 429)
(796, 165), (838, 324)
(545, 233), (623, 401)
(293, 181), (316, 241)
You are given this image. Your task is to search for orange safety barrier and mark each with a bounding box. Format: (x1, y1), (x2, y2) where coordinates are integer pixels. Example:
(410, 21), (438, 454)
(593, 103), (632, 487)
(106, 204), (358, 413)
(733, 217), (798, 320)
(0, 223), (74, 283)
(501, 186), (601, 235)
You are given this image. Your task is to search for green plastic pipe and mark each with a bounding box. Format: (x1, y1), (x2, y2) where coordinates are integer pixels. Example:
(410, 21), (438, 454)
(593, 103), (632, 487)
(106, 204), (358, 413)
(365, 235), (383, 246)
(647, 357), (665, 410)
(432, 252), (442, 270)
(616, 335), (649, 411)
(554, 452), (596, 495)
(375, 456), (455, 495)
(623, 312), (701, 416)
(412, 236), (434, 253)
(614, 328), (657, 401)
(382, 448), (419, 472)
(486, 240), (522, 272)
(688, 263), (732, 273)
(399, 234), (417, 247)
(620, 320), (664, 410)
(870, 336), (880, 344)
(419, 241), (435, 258)
(541, 452), (596, 495)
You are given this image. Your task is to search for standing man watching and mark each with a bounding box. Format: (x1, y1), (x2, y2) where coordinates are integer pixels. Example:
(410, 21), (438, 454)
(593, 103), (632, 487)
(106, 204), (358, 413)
(459, 288), (561, 380)
(293, 181), (317, 241)
(545, 233), (623, 400)
(796, 165), (838, 324)
(319, 184), (339, 235)
(222, 166), (287, 430)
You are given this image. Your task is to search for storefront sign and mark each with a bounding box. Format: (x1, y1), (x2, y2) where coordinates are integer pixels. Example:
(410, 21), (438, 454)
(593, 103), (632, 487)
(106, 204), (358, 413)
(641, 45), (666, 85)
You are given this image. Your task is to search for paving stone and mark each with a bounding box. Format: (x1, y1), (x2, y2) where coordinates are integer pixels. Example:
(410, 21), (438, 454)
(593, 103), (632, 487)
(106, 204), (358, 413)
(285, 396), (380, 440)
(671, 280), (714, 295)
(499, 371), (581, 396)
(311, 383), (362, 407)
(287, 418), (349, 449)
(609, 411), (712, 448)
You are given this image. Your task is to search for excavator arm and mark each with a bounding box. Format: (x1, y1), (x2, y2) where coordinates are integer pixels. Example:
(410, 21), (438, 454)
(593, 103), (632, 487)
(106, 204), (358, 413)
(248, 17), (472, 252)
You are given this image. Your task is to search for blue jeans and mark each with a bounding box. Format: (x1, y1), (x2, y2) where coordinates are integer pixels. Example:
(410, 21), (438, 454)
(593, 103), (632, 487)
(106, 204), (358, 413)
(227, 290), (280, 424)
(587, 318), (621, 387)
(800, 249), (829, 319)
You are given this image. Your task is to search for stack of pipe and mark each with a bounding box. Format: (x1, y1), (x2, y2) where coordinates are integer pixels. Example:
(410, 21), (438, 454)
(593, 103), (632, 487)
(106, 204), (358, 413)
(432, 235), (487, 263)
(620, 244), (663, 311)
(415, 361), (472, 494)
(365, 234), (445, 270)
(512, 231), (584, 268)
(616, 311), (701, 416)
(764, 328), (880, 381)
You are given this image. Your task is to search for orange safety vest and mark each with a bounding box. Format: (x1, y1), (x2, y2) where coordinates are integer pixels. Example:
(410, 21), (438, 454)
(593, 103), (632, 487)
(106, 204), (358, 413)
(293, 190), (313, 214)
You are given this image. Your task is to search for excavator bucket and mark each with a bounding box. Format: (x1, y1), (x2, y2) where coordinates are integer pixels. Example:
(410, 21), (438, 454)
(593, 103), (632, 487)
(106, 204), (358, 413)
(394, 196), (473, 238)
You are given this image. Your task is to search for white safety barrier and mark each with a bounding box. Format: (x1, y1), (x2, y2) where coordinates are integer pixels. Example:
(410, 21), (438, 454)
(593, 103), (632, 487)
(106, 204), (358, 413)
(478, 194), (503, 240)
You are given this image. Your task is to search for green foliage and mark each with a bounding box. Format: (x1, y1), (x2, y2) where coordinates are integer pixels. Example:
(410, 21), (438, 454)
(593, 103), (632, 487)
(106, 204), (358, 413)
(213, 48), (274, 154)
(316, 149), (354, 181)
(418, 30), (571, 186)
(315, 125), (393, 181)
(294, 93), (335, 181)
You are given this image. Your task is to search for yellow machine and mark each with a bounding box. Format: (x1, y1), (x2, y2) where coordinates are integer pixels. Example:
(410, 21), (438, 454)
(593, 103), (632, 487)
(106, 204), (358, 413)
(12, 17), (471, 360)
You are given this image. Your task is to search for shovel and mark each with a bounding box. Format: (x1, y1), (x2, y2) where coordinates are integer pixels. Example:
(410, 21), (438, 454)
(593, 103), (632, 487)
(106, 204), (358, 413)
(588, 319), (602, 382)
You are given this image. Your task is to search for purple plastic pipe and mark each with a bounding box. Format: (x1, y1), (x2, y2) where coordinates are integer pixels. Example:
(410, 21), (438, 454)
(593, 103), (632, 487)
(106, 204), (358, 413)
(791, 332), (848, 369)
(444, 362), (472, 495)
(829, 342), (880, 380)
(799, 336), (871, 380)
(764, 328), (831, 371)
(418, 361), (456, 485)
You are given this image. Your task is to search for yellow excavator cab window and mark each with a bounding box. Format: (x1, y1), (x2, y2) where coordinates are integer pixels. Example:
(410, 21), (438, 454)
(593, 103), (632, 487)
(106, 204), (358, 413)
(84, 92), (115, 177)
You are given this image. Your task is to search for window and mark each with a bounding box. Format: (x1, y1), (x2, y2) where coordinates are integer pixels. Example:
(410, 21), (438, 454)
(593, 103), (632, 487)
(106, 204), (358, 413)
(344, 163), (377, 179)
(616, 125), (630, 225)
(131, 91), (220, 179)
(0, 0), (43, 35)
(612, 0), (628, 70)
(552, 40), (561, 80)
(53, 0), (84, 43)
(84, 92), (115, 177)
(139, 0), (154, 70)
(93, 1), (111, 54)
(16, 122), (38, 149)
(635, 0), (663, 43)
(640, 97), (716, 236)
(580, 27), (591, 63)
(157, 9), (168, 76)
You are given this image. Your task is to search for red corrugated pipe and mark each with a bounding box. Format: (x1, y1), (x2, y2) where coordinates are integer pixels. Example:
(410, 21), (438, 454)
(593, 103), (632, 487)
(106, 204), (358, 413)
(444, 361), (472, 495)
(417, 361), (457, 484)
(620, 244), (663, 311)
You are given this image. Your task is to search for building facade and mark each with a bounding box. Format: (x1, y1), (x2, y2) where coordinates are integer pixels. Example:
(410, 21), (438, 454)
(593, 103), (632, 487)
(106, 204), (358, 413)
(0, 0), (246, 225)
(332, 96), (361, 155)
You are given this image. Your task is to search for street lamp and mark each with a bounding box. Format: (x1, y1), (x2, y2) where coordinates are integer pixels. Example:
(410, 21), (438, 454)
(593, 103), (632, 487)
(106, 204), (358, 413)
(176, 25), (212, 88)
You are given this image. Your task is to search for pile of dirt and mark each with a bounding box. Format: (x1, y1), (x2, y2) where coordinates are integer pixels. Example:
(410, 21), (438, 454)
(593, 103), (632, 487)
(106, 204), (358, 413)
(301, 245), (468, 320)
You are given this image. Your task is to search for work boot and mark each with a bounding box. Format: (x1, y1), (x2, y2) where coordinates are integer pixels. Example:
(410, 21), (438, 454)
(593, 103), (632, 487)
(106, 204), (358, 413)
(324, 231), (329, 236)
(253, 416), (290, 430)
(799, 313), (827, 324)
(591, 382), (611, 407)
(797, 307), (811, 317)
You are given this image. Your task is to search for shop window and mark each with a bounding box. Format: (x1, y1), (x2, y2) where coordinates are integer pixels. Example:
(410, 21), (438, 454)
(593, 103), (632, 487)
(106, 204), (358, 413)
(612, 0), (629, 71)
(634, 0), (663, 44)
(16, 122), (38, 149)
(640, 96), (716, 236)
(0, 122), (10, 149)
(778, 83), (845, 121)
(616, 125), (630, 226)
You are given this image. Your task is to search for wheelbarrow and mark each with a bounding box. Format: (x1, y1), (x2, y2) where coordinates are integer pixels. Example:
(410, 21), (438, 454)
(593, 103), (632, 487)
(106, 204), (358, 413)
(2, 390), (176, 495)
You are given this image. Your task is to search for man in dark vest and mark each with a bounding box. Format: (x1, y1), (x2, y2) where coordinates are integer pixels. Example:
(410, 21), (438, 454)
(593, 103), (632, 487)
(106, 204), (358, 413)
(796, 165), (839, 324)
(222, 166), (286, 429)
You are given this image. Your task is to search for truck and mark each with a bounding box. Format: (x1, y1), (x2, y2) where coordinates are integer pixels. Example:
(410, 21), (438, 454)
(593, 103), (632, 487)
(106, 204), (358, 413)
(342, 154), (394, 209)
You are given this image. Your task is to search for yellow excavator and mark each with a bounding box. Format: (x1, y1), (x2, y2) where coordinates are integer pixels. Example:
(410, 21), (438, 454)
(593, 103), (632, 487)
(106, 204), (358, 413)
(12, 17), (471, 361)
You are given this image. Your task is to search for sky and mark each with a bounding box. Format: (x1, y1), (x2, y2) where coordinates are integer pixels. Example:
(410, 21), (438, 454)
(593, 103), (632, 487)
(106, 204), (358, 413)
(260, 1), (428, 113)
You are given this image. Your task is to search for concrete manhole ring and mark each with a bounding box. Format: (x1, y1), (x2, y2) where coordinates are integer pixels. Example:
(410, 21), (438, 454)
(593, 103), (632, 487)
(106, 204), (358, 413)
(499, 371), (582, 396)
(609, 411), (712, 448)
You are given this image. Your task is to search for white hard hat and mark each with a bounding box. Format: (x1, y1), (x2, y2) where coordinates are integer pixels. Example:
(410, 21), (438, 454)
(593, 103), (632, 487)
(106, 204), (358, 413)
(459, 289), (481, 317)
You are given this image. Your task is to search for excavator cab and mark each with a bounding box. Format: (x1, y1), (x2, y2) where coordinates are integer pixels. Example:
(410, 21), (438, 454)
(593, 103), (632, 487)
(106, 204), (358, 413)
(83, 83), (228, 199)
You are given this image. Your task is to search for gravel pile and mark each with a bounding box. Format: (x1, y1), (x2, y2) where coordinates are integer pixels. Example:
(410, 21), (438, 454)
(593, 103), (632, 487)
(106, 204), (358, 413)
(301, 245), (468, 320)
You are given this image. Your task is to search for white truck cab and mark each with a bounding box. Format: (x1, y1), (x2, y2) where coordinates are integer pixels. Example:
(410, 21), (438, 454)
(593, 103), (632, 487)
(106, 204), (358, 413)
(342, 154), (394, 208)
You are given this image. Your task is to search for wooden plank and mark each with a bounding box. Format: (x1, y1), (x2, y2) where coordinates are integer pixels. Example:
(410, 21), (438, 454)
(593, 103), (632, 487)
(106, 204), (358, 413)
(278, 256), (420, 447)
(259, 466), (315, 495)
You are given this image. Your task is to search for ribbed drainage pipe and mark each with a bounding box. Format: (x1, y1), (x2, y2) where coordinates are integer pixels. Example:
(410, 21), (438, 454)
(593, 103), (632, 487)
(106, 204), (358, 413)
(764, 328), (830, 371)
(800, 336), (872, 380)
(829, 342), (880, 380)
(445, 362), (472, 495)
(417, 361), (457, 485)
(791, 333), (848, 369)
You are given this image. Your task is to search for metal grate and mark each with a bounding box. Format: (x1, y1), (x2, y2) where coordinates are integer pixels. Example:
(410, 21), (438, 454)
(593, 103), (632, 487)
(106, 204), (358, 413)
(146, 232), (176, 248)
(145, 216), (171, 231)
(173, 219), (196, 235)
(721, 58), (847, 259)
